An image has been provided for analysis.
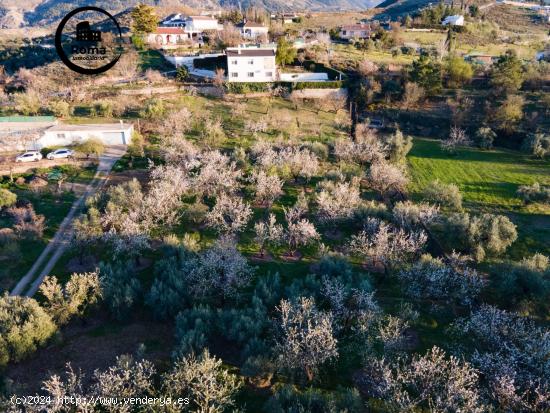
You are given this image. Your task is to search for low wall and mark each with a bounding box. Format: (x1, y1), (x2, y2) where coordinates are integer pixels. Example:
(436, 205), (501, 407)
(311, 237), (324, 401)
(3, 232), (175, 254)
(290, 88), (347, 99)
(279, 72), (329, 82)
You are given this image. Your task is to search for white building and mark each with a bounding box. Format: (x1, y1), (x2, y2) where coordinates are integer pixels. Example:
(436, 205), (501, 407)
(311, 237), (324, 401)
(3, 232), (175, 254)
(159, 13), (187, 27)
(442, 15), (465, 26)
(40, 122), (134, 148)
(339, 24), (372, 40)
(185, 16), (222, 33)
(238, 22), (269, 40)
(226, 46), (277, 82)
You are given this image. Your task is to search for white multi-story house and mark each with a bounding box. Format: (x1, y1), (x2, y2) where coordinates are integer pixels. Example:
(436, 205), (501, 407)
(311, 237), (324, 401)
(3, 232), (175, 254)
(238, 22), (269, 40)
(226, 46), (277, 82)
(339, 24), (372, 40)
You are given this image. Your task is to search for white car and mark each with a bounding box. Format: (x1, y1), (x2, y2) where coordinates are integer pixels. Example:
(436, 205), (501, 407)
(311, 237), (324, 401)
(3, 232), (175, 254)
(15, 151), (42, 163)
(46, 148), (74, 160)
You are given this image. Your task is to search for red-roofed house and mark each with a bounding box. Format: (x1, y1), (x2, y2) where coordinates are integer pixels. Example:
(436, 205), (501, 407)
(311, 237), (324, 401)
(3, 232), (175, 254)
(339, 24), (372, 40)
(148, 27), (188, 45)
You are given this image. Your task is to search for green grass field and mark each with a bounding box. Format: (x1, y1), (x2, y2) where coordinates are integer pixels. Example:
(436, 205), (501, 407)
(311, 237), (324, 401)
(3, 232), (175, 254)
(408, 137), (550, 258)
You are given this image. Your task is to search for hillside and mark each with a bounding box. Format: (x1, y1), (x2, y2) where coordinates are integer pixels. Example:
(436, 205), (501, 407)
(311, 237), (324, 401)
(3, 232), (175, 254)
(0, 0), (380, 28)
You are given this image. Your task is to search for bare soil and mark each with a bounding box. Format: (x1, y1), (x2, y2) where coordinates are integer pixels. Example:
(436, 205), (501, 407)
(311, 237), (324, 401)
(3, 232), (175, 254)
(6, 311), (174, 395)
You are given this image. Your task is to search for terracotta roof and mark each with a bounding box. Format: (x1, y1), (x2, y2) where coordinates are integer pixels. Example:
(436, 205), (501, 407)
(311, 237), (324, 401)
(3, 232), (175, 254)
(155, 27), (186, 34)
(226, 48), (275, 57)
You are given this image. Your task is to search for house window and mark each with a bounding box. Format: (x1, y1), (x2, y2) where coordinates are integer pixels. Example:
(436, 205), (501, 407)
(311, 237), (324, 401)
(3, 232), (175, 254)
(247, 72), (254, 78)
(265, 71), (273, 77)
(57, 133), (65, 138)
(248, 60), (254, 64)
(231, 72), (238, 78)
(231, 60), (238, 65)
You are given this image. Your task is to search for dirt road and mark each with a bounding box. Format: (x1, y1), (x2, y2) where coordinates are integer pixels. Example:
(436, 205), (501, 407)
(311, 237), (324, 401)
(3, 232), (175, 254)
(10, 146), (127, 297)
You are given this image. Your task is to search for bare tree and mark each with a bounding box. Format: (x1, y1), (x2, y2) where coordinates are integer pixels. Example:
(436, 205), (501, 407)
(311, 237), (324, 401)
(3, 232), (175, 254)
(206, 194), (253, 234)
(363, 346), (484, 412)
(368, 162), (409, 196)
(316, 179), (362, 222)
(164, 349), (241, 413)
(441, 126), (470, 154)
(253, 170), (284, 207)
(276, 297), (338, 381)
(254, 213), (283, 256)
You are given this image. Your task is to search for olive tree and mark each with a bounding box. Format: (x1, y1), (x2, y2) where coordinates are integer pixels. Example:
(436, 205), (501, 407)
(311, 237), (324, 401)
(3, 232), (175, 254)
(39, 272), (101, 326)
(444, 212), (517, 261)
(423, 179), (462, 210)
(0, 295), (56, 366)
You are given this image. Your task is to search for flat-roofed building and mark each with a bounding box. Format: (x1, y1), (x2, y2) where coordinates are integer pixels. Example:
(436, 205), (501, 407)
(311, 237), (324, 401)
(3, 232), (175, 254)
(226, 46), (277, 82)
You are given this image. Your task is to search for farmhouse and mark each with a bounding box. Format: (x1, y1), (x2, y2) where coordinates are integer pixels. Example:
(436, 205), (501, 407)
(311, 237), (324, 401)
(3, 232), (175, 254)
(442, 15), (465, 26)
(0, 118), (133, 151)
(339, 24), (372, 40)
(226, 46), (277, 82)
(41, 122), (134, 147)
(237, 21), (269, 40)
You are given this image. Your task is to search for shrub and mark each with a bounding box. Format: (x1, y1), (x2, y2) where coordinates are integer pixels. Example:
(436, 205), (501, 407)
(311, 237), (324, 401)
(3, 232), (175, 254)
(0, 188), (17, 209)
(474, 127), (496, 149)
(75, 137), (105, 157)
(92, 100), (113, 118)
(517, 182), (550, 204)
(7, 205), (45, 239)
(175, 65), (189, 82)
(423, 180), (462, 210)
(445, 55), (473, 87)
(139, 98), (165, 119)
(522, 133), (550, 159)
(14, 90), (41, 115)
(48, 100), (73, 118)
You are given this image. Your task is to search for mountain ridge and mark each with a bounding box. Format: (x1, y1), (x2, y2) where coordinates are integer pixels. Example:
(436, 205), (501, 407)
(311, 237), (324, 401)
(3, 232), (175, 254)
(0, 0), (381, 28)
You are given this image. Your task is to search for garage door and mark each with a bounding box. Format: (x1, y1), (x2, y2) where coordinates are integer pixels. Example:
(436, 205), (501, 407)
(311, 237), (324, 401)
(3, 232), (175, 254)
(102, 132), (126, 145)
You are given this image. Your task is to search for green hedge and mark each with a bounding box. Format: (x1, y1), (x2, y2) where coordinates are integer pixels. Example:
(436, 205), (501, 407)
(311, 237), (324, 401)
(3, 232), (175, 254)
(291, 80), (345, 90)
(225, 82), (273, 94)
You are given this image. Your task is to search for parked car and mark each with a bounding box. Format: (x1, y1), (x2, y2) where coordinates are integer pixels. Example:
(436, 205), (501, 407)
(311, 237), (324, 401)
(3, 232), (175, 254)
(15, 151), (42, 163)
(46, 148), (74, 160)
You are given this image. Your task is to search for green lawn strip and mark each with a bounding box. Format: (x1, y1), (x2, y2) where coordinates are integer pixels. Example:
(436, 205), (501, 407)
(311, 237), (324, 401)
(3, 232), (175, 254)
(407, 137), (550, 260)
